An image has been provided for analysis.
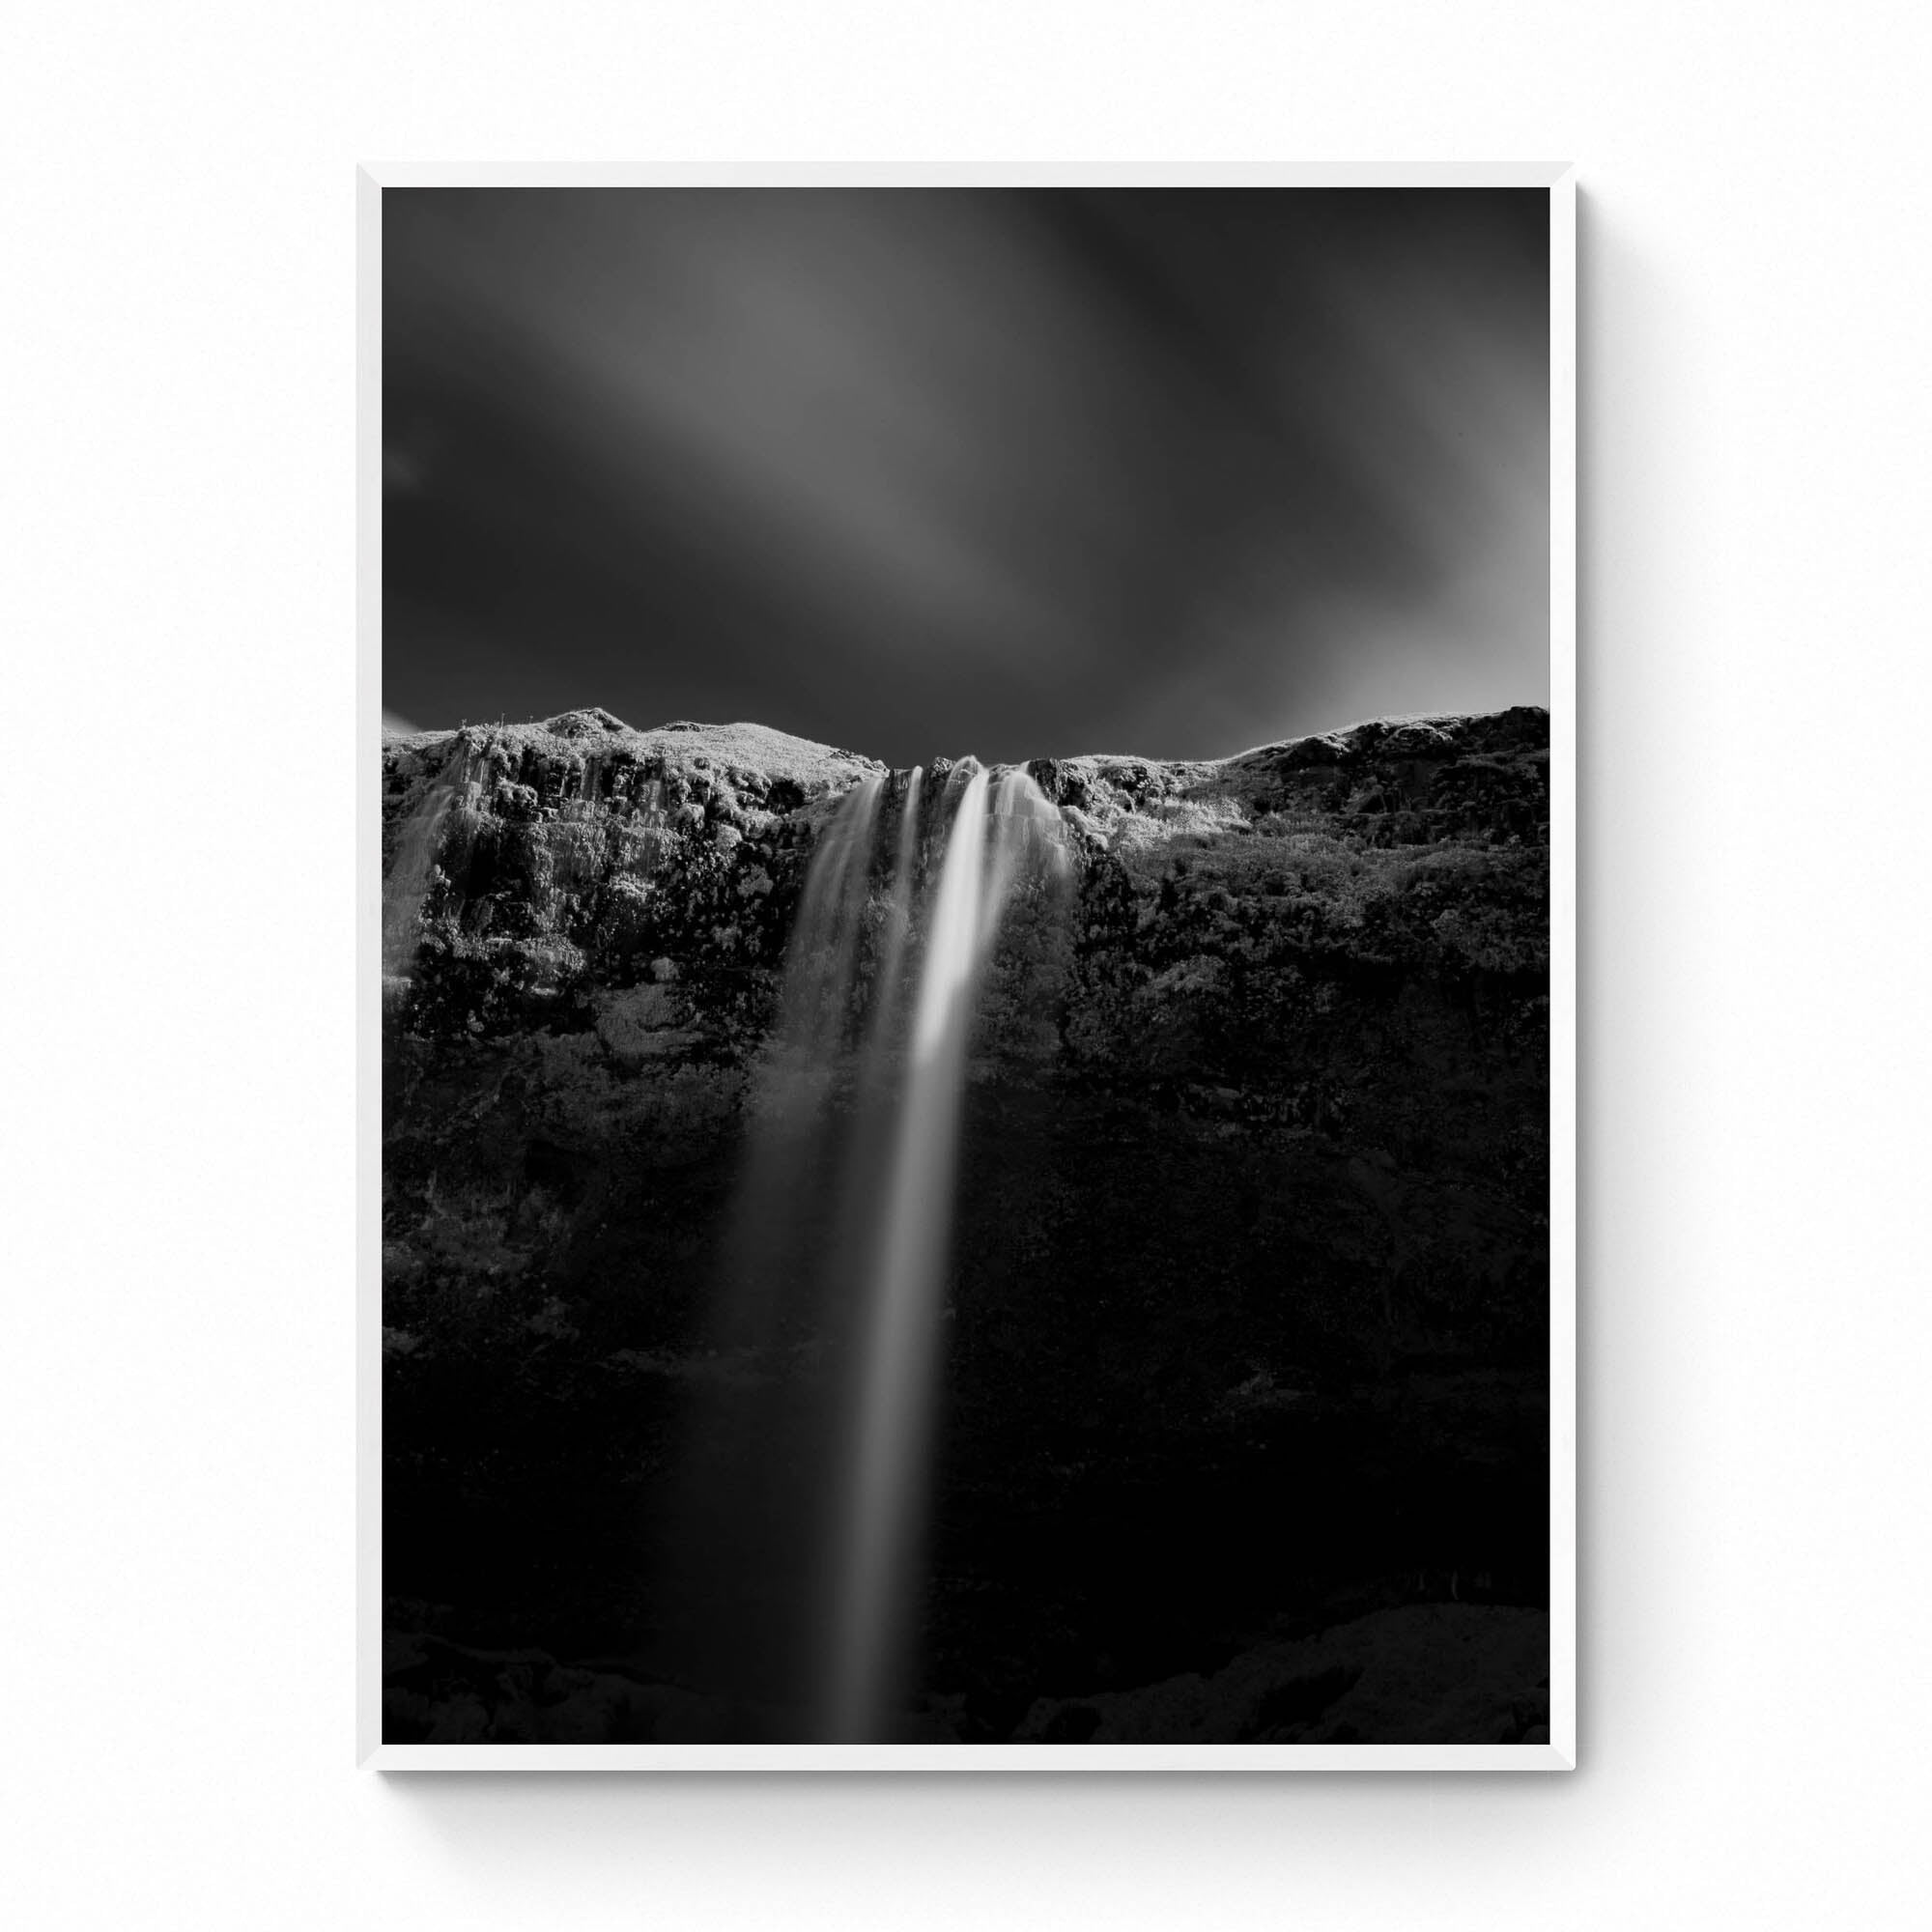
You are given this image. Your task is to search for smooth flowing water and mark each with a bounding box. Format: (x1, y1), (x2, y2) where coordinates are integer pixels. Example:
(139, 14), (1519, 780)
(862, 765), (924, 1069)
(655, 774), (887, 1718)
(382, 747), (469, 983)
(774, 773), (884, 1072)
(659, 757), (1065, 1737)
(823, 763), (1066, 1741)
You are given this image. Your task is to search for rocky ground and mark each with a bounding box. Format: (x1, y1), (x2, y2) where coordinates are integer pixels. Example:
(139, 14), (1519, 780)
(380, 703), (1552, 1745)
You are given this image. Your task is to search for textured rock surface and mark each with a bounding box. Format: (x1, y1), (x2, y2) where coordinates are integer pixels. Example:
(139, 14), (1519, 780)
(382, 1604), (1548, 1747)
(1013, 1602), (1550, 1746)
(381, 704), (1551, 1743)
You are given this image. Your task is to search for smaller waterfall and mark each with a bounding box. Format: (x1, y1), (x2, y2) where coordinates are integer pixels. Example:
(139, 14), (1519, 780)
(654, 773), (888, 1720)
(382, 746), (468, 984)
(714, 770), (886, 1345)
(770, 774), (885, 1090)
(860, 766), (925, 1070)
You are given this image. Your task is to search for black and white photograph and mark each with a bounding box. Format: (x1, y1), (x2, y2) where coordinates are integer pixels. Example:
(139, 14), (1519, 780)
(373, 179), (1572, 1758)
(20, 0), (1932, 1919)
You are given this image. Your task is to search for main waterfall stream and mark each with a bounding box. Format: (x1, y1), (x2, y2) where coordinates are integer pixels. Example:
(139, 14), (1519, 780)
(668, 758), (1067, 1740)
(823, 764), (1067, 1740)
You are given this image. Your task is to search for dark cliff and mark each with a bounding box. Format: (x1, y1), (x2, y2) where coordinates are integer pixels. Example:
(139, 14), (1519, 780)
(381, 703), (1552, 1745)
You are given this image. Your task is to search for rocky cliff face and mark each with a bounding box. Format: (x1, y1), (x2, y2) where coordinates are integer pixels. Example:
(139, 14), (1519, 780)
(381, 703), (1551, 1745)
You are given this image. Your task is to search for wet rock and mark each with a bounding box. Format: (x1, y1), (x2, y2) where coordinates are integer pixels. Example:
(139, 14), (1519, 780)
(1015, 1606), (1549, 1747)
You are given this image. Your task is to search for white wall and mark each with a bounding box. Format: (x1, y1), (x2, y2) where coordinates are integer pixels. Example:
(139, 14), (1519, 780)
(6, 4), (1929, 1925)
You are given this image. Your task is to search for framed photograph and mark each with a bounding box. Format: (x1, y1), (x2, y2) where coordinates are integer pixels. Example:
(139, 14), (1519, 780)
(361, 165), (1576, 1769)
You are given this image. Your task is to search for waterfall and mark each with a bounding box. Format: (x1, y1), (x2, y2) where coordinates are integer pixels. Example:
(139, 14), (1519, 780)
(653, 773), (886, 1722)
(823, 762), (1066, 1741)
(381, 746), (468, 984)
(718, 767), (883, 1349)
(659, 757), (1065, 1738)
(862, 765), (924, 1066)
(770, 773), (884, 1094)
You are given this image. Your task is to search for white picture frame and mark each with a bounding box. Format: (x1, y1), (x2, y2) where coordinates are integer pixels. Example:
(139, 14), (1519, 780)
(358, 162), (1577, 1771)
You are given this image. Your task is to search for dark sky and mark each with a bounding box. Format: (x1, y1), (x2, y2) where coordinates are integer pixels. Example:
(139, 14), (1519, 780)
(383, 187), (1548, 766)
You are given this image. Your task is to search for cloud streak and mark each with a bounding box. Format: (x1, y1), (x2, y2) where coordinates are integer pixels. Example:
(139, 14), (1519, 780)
(384, 187), (1548, 764)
